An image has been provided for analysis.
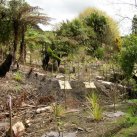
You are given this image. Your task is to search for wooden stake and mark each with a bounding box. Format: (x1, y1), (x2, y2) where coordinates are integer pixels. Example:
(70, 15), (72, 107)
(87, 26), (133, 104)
(64, 62), (67, 109)
(8, 95), (13, 137)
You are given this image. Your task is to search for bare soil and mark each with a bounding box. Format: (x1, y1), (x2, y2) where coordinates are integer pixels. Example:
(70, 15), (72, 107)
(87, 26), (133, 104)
(0, 65), (131, 137)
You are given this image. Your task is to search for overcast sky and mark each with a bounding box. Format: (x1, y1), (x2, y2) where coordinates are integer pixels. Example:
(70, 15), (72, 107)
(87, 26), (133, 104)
(27, 0), (137, 36)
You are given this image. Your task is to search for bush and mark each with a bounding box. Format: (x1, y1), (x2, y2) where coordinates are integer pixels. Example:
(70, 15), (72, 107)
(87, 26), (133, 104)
(13, 71), (23, 82)
(94, 47), (105, 59)
(52, 103), (65, 118)
(119, 35), (137, 78)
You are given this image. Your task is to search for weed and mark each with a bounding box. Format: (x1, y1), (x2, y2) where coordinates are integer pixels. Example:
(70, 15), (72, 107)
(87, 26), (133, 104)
(52, 103), (65, 136)
(52, 103), (65, 118)
(13, 71), (23, 82)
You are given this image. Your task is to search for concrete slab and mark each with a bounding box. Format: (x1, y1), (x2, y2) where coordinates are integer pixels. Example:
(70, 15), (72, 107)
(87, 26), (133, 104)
(58, 80), (72, 89)
(42, 131), (77, 137)
(83, 82), (96, 89)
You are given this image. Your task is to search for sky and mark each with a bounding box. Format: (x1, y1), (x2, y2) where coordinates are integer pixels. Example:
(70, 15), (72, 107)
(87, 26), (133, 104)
(27, 0), (137, 36)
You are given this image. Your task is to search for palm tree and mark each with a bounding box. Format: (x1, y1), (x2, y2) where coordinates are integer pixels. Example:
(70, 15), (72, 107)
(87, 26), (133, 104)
(18, 3), (50, 63)
(8, 0), (50, 62)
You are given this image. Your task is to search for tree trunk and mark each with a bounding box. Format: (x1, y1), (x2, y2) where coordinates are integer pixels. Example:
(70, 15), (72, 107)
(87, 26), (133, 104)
(13, 21), (19, 62)
(19, 25), (26, 63)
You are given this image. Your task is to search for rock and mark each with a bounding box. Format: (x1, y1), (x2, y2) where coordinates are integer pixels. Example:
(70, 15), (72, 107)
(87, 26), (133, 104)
(12, 121), (25, 136)
(25, 120), (31, 127)
(83, 82), (96, 89)
(96, 76), (104, 80)
(56, 74), (64, 79)
(65, 109), (80, 114)
(76, 127), (84, 131)
(95, 80), (126, 97)
(36, 106), (53, 114)
(98, 80), (112, 85)
(35, 72), (45, 77)
(104, 111), (125, 118)
(85, 128), (93, 133)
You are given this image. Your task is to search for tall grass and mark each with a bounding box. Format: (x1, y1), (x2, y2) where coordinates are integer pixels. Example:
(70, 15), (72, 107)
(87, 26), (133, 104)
(86, 92), (103, 121)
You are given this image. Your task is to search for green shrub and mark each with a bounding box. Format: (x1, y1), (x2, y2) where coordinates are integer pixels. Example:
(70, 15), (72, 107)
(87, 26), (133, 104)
(52, 103), (65, 118)
(122, 105), (137, 127)
(113, 124), (137, 137)
(119, 35), (137, 78)
(94, 47), (105, 59)
(13, 71), (23, 82)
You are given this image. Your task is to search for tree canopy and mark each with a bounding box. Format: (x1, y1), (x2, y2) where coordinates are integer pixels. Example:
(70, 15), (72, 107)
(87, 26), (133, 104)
(55, 8), (120, 59)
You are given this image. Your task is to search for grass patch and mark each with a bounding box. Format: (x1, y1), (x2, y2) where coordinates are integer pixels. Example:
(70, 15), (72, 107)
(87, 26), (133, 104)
(13, 71), (23, 82)
(113, 124), (137, 137)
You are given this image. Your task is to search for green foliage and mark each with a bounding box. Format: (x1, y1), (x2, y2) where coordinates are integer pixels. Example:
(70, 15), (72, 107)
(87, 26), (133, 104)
(57, 8), (120, 59)
(52, 103), (65, 118)
(57, 19), (88, 55)
(132, 15), (137, 34)
(13, 71), (23, 82)
(0, 3), (12, 44)
(113, 124), (137, 137)
(118, 104), (137, 128)
(93, 47), (105, 59)
(13, 84), (22, 92)
(119, 35), (137, 77)
(0, 0), (50, 61)
(52, 103), (65, 135)
(86, 92), (103, 121)
(79, 7), (120, 47)
(113, 105), (137, 137)
(85, 12), (107, 40)
(128, 99), (137, 104)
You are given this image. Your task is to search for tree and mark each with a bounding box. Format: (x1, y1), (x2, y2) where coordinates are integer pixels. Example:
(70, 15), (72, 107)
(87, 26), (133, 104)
(132, 15), (137, 34)
(0, 1), (11, 44)
(7, 0), (49, 62)
(25, 28), (51, 64)
(119, 35), (137, 78)
(18, 3), (50, 63)
(79, 8), (120, 51)
(0, 1), (12, 58)
(84, 12), (107, 51)
(57, 19), (88, 46)
(56, 8), (120, 59)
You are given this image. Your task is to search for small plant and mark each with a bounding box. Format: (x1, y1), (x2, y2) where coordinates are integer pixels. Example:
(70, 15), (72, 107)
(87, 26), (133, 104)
(14, 85), (22, 93)
(52, 103), (65, 118)
(13, 71), (23, 82)
(86, 92), (103, 121)
(52, 103), (65, 136)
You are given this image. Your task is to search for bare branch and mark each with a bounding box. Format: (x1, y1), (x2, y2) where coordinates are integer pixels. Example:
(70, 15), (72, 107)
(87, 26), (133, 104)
(116, 14), (132, 21)
(108, 2), (137, 8)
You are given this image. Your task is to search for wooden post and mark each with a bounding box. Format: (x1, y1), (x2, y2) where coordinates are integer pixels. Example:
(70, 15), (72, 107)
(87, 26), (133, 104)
(52, 62), (53, 77)
(8, 96), (13, 137)
(64, 62), (67, 109)
(89, 63), (91, 83)
(78, 60), (80, 81)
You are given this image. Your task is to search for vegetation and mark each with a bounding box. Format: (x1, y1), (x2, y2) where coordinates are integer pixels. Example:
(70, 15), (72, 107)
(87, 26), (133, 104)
(13, 71), (23, 82)
(0, 0), (49, 62)
(1, 0), (137, 136)
(86, 92), (103, 121)
(119, 35), (137, 78)
(52, 103), (65, 136)
(113, 104), (137, 137)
